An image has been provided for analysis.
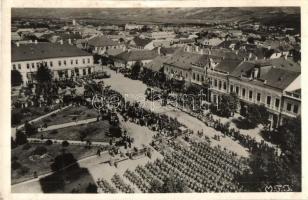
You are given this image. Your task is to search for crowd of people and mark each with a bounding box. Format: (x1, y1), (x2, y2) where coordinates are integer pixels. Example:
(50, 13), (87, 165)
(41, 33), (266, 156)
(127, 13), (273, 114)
(111, 174), (135, 193)
(96, 177), (117, 193)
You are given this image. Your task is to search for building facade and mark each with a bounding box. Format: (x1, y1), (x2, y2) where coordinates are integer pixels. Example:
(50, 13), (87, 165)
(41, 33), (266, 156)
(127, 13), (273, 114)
(12, 42), (94, 84)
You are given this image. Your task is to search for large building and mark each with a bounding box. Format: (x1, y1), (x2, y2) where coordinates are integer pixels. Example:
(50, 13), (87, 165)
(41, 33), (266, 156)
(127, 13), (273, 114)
(163, 47), (301, 128)
(85, 35), (124, 55)
(11, 42), (94, 84)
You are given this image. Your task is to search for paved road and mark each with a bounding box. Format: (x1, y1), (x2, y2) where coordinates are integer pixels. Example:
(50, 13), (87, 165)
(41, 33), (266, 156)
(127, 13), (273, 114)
(103, 68), (250, 158)
(38, 117), (97, 132)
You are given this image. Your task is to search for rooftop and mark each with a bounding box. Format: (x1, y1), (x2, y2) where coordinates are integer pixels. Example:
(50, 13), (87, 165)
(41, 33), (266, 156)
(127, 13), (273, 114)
(87, 35), (118, 47)
(12, 42), (91, 62)
(115, 49), (158, 62)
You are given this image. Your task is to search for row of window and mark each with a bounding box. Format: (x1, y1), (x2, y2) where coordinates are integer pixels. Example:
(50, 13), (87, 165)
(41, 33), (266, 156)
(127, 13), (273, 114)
(57, 68), (92, 78)
(230, 84), (279, 108)
(12, 58), (92, 71)
(286, 102), (299, 114)
(192, 72), (205, 82)
(212, 78), (227, 90)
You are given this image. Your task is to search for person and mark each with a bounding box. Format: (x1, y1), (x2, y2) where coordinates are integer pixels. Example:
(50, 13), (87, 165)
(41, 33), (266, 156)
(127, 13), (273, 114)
(33, 171), (38, 178)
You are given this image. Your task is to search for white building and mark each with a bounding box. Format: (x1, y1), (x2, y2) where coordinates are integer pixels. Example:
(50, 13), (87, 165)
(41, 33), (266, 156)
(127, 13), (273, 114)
(12, 42), (94, 84)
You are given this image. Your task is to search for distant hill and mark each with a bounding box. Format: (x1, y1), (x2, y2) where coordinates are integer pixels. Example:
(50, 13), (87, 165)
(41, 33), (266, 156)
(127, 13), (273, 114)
(12, 7), (300, 27)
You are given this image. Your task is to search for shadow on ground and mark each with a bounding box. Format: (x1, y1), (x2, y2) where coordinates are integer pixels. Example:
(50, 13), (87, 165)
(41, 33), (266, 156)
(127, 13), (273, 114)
(39, 152), (97, 193)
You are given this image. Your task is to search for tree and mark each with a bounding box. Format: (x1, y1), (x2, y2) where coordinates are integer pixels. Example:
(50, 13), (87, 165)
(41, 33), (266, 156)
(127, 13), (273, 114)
(229, 92), (239, 115)
(15, 131), (28, 145)
(109, 125), (122, 138)
(247, 37), (255, 44)
(62, 140), (69, 148)
(276, 116), (301, 190)
(85, 183), (97, 193)
(245, 104), (269, 128)
(24, 121), (38, 136)
(11, 112), (22, 126)
(11, 70), (23, 86)
(131, 61), (141, 79)
(36, 63), (52, 84)
(211, 93), (238, 118)
(50, 153), (78, 171)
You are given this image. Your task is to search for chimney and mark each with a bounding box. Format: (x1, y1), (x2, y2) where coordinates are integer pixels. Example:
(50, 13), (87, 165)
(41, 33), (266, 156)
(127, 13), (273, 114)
(35, 40), (38, 44)
(60, 39), (63, 45)
(158, 46), (161, 55)
(254, 67), (259, 78)
(68, 38), (72, 45)
(16, 42), (20, 47)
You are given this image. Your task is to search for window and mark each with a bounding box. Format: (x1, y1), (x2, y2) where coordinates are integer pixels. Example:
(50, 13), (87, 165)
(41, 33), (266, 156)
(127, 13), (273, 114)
(26, 63), (30, 69)
(213, 95), (217, 103)
(50, 61), (53, 67)
(257, 93), (261, 102)
(18, 64), (21, 70)
(58, 60), (62, 66)
(88, 68), (91, 74)
(71, 60), (73, 65)
(287, 103), (292, 111)
(88, 58), (90, 64)
(64, 60), (66, 65)
(249, 90), (253, 99)
(223, 82), (227, 90)
(76, 59), (78, 64)
(83, 59), (85, 64)
(293, 104), (298, 114)
(218, 80), (222, 90)
(267, 96), (271, 106)
(83, 69), (86, 75)
(214, 79), (217, 87)
(32, 63), (35, 68)
(36, 63), (40, 68)
(242, 88), (246, 97)
(197, 74), (199, 82)
(201, 76), (204, 82)
(236, 86), (239, 95)
(275, 99), (280, 108)
(193, 73), (195, 80)
(230, 85), (234, 93)
(13, 64), (16, 70)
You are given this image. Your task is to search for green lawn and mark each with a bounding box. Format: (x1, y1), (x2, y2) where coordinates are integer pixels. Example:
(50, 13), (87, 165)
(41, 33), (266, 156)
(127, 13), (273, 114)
(11, 143), (100, 185)
(31, 120), (112, 143)
(34, 105), (99, 127)
(11, 105), (61, 127)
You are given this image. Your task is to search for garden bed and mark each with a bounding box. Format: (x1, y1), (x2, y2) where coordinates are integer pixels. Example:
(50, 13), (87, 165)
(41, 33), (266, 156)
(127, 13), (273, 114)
(11, 143), (99, 184)
(31, 120), (112, 142)
(34, 105), (99, 127)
